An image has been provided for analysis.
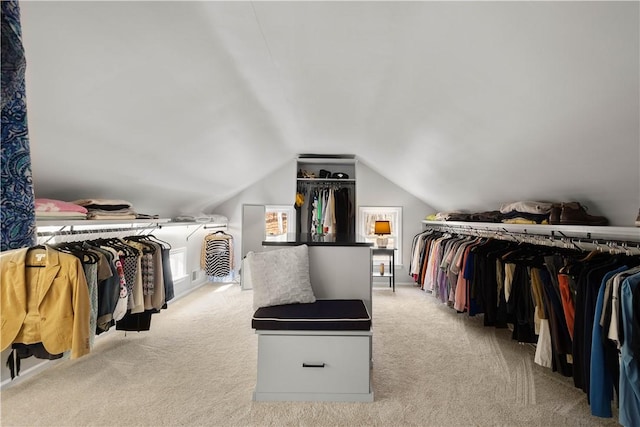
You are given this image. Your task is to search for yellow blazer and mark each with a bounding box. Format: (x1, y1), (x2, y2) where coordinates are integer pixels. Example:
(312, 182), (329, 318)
(1, 246), (90, 359)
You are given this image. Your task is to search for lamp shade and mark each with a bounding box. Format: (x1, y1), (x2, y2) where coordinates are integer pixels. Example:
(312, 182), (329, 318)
(374, 220), (391, 235)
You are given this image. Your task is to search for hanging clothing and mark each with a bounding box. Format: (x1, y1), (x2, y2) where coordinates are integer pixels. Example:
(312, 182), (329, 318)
(201, 231), (234, 279)
(619, 272), (640, 427)
(84, 245), (119, 333)
(74, 235), (173, 333)
(322, 188), (336, 235)
(82, 261), (98, 349)
(0, 246), (91, 359)
(298, 183), (354, 240)
(121, 234), (174, 306)
(1, 0), (36, 251)
(5, 342), (63, 380)
(1, 232), (175, 379)
(334, 187), (354, 237)
(590, 265), (629, 417)
(411, 225), (640, 423)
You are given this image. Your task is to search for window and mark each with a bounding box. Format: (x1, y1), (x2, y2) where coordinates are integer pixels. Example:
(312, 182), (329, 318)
(358, 206), (402, 266)
(169, 247), (188, 281)
(264, 205), (295, 242)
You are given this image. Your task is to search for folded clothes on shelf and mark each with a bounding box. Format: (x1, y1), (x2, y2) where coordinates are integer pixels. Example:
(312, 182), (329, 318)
(71, 198), (133, 211)
(37, 198), (165, 221)
(172, 213), (228, 224)
(469, 211), (503, 223)
(135, 213), (160, 220)
(428, 199), (615, 227)
(501, 210), (549, 224)
(70, 198), (142, 220)
(86, 211), (137, 220)
(499, 201), (553, 215)
(35, 198), (87, 213)
(35, 198), (88, 220)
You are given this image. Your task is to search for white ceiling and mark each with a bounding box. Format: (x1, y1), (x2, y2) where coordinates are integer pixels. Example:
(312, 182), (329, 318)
(20, 1), (639, 224)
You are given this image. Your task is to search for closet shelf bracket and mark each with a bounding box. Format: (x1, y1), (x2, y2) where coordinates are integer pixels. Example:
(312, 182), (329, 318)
(185, 224), (205, 241)
(40, 225), (71, 244)
(183, 223), (228, 241)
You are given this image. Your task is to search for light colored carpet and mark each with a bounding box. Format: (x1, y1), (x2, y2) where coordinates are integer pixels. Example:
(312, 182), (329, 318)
(0, 283), (619, 427)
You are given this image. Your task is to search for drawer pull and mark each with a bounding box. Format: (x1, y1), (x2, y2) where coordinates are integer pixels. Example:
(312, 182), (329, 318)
(302, 363), (325, 368)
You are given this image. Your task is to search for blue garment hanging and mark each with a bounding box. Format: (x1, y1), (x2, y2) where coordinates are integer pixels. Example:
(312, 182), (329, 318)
(1, 0), (36, 251)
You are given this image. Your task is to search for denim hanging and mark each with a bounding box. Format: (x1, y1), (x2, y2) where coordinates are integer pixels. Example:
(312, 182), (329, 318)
(1, 0), (36, 251)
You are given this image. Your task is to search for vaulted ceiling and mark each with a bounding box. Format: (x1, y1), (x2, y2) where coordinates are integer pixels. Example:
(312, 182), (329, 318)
(20, 1), (639, 224)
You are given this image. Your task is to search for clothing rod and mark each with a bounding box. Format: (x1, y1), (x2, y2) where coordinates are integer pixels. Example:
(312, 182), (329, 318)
(422, 224), (640, 254)
(37, 225), (157, 237)
(297, 181), (355, 186)
(422, 222), (640, 243)
(179, 223), (228, 241)
(422, 220), (639, 242)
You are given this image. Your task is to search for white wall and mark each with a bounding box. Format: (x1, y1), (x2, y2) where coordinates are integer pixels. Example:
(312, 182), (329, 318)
(356, 161), (435, 283)
(212, 159), (296, 271)
(212, 156), (434, 284)
(20, 1), (639, 225)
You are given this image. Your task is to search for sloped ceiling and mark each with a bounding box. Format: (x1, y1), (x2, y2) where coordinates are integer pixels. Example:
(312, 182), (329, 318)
(20, 1), (639, 224)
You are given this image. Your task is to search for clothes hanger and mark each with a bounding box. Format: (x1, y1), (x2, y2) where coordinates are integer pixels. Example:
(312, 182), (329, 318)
(26, 244), (48, 267)
(75, 249), (100, 264)
(98, 237), (137, 257)
(124, 236), (155, 254)
(124, 235), (157, 253)
(578, 240), (603, 262)
(139, 234), (172, 250)
(54, 241), (99, 264)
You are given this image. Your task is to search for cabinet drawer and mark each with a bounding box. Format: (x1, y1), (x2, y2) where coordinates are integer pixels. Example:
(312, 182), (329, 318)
(256, 335), (370, 394)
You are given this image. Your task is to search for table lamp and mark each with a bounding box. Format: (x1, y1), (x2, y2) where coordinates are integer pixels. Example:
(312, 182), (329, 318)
(374, 220), (391, 248)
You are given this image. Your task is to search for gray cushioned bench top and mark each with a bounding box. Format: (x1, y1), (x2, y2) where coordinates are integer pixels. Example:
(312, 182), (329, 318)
(252, 299), (371, 331)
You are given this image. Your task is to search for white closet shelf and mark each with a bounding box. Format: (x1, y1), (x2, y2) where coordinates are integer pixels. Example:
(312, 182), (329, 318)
(297, 157), (356, 165)
(421, 220), (640, 242)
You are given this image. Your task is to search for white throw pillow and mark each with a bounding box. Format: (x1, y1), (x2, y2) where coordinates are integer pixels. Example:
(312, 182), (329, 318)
(248, 244), (316, 310)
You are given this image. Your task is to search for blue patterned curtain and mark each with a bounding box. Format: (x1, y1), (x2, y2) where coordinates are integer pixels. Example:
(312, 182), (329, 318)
(1, 0), (36, 251)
